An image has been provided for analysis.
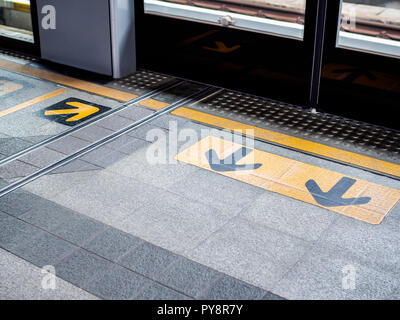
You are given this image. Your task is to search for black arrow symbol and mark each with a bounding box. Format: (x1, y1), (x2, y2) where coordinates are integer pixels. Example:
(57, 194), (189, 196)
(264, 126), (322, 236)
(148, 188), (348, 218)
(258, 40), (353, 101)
(306, 177), (371, 207)
(206, 147), (262, 172)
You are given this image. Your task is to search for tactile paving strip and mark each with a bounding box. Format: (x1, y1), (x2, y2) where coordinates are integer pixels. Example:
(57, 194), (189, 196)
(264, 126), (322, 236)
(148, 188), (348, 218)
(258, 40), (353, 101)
(191, 90), (400, 162)
(0, 49), (37, 63)
(108, 69), (172, 95)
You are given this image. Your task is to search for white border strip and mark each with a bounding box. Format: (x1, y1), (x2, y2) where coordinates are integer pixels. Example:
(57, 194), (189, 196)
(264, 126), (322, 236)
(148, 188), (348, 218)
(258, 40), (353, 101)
(338, 31), (400, 59)
(144, 0), (304, 40)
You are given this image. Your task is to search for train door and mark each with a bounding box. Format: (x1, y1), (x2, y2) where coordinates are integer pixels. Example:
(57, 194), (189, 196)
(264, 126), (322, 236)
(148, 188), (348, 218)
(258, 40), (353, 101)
(135, 0), (320, 107)
(0, 0), (40, 55)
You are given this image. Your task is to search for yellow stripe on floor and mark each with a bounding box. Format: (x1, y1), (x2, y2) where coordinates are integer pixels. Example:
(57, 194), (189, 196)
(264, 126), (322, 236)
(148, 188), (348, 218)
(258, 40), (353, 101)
(0, 88), (67, 118)
(0, 59), (138, 102)
(176, 136), (400, 224)
(171, 107), (400, 178)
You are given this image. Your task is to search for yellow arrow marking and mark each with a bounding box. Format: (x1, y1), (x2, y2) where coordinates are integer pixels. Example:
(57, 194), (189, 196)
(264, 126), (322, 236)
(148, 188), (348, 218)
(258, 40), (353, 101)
(203, 41), (241, 53)
(45, 101), (100, 122)
(0, 80), (23, 97)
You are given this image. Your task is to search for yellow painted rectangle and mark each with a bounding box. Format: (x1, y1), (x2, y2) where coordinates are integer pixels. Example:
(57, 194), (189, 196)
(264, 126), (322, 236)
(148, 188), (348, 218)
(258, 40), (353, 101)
(176, 136), (400, 224)
(0, 59), (138, 102)
(0, 88), (67, 118)
(171, 107), (400, 179)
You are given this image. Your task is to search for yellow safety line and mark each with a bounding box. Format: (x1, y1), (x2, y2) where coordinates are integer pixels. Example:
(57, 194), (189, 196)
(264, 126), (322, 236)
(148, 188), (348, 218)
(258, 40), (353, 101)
(0, 59), (138, 102)
(0, 88), (67, 118)
(171, 107), (400, 178)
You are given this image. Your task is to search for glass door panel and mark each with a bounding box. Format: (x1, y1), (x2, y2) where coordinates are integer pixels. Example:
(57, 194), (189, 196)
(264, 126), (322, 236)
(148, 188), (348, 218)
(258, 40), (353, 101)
(0, 0), (33, 43)
(144, 0), (307, 39)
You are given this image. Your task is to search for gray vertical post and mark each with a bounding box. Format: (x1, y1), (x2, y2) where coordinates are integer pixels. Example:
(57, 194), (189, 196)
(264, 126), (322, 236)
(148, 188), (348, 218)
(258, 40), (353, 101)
(37, 0), (136, 78)
(309, 0), (328, 110)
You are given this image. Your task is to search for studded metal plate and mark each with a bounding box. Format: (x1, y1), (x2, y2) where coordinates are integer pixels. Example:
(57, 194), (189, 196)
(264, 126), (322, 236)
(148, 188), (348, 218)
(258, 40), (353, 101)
(107, 69), (172, 95)
(0, 49), (37, 63)
(191, 90), (400, 163)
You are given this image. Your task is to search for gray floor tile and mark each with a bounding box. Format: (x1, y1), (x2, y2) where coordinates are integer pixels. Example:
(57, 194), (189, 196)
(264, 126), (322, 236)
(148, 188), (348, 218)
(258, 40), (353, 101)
(13, 232), (77, 268)
(318, 215), (400, 275)
(188, 217), (311, 290)
(80, 145), (127, 168)
(0, 248), (98, 300)
(107, 143), (200, 189)
(18, 147), (65, 168)
(55, 249), (114, 288)
(0, 190), (51, 217)
(157, 257), (223, 298)
(96, 115), (133, 132)
(51, 213), (107, 246)
(199, 276), (267, 300)
(71, 125), (114, 143)
(117, 106), (154, 121)
(0, 211), (41, 251)
(83, 228), (143, 262)
(272, 243), (400, 300)
(0, 137), (33, 156)
(20, 200), (78, 231)
(127, 123), (167, 142)
(167, 169), (265, 215)
(0, 160), (38, 179)
(85, 265), (151, 299)
(47, 135), (90, 155)
(49, 171), (151, 221)
(119, 242), (180, 279)
(239, 191), (337, 241)
(50, 159), (102, 174)
(104, 135), (149, 155)
(262, 292), (286, 300)
(135, 283), (192, 300)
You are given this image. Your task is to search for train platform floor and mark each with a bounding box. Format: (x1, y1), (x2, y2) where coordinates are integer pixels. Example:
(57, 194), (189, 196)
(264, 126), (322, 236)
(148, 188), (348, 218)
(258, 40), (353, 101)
(1, 49), (400, 300)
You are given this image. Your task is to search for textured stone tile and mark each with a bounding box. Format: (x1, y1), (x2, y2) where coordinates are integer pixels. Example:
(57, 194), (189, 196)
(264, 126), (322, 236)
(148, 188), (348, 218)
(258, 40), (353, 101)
(49, 171), (151, 223)
(0, 160), (38, 179)
(80, 145), (127, 168)
(239, 191), (337, 241)
(0, 190), (50, 217)
(188, 217), (311, 290)
(85, 265), (151, 300)
(51, 213), (107, 246)
(117, 106), (154, 121)
(262, 292), (286, 300)
(135, 283), (192, 300)
(167, 169), (265, 215)
(107, 144), (200, 188)
(71, 125), (114, 143)
(104, 135), (149, 155)
(272, 243), (400, 300)
(0, 137), (33, 156)
(199, 276), (267, 300)
(47, 135), (90, 155)
(20, 200), (78, 231)
(119, 242), (180, 279)
(157, 257), (223, 298)
(0, 211), (41, 250)
(13, 232), (77, 268)
(318, 215), (400, 275)
(18, 147), (65, 168)
(83, 228), (143, 262)
(0, 248), (98, 300)
(50, 159), (102, 174)
(21, 171), (95, 199)
(127, 123), (167, 142)
(55, 249), (114, 288)
(96, 115), (133, 132)
(113, 196), (231, 254)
